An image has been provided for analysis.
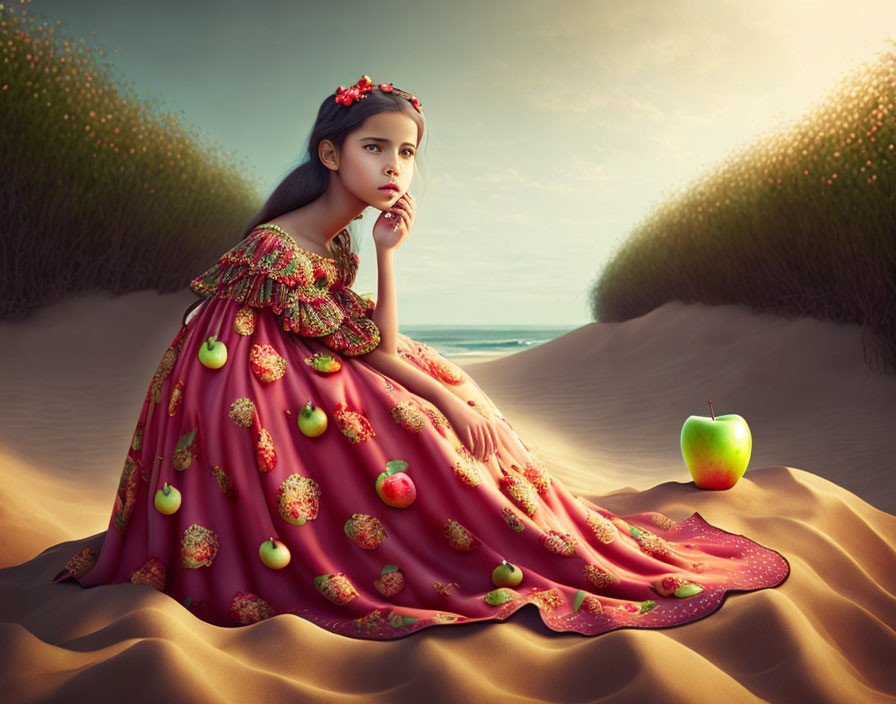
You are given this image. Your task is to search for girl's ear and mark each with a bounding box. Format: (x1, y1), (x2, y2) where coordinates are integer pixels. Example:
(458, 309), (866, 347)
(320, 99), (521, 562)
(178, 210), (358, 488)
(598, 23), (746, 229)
(318, 139), (339, 170)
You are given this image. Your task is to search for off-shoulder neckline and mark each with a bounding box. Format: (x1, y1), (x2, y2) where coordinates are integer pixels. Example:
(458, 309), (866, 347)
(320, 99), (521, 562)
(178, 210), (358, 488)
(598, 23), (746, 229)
(255, 222), (347, 261)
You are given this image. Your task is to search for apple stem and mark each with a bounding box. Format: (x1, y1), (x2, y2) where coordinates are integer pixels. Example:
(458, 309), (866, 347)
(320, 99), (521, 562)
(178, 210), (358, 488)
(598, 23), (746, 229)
(707, 400), (715, 421)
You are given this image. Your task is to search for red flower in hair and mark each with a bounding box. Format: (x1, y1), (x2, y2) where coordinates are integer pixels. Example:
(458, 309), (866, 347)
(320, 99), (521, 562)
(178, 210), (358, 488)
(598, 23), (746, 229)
(334, 74), (423, 114)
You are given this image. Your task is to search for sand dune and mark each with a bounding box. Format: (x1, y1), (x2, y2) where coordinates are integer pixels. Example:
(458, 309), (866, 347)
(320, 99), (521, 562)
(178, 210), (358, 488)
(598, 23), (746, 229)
(0, 290), (894, 702)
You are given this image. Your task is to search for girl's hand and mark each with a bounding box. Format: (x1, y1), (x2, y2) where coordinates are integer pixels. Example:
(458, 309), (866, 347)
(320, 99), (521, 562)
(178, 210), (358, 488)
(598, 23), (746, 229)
(440, 396), (498, 462)
(372, 192), (416, 252)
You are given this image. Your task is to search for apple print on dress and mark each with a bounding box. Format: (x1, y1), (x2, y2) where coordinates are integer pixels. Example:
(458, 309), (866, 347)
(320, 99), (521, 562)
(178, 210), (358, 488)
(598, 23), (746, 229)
(127, 556), (166, 591)
(304, 352), (341, 374)
(297, 401), (327, 437)
(373, 564), (406, 597)
(277, 473), (321, 525)
(344, 513), (388, 549)
(233, 306), (257, 336)
(180, 523), (219, 568)
(153, 482), (181, 514)
(259, 537), (291, 568)
(198, 335), (228, 369)
(249, 343), (287, 383)
(314, 572), (359, 605)
(376, 460), (417, 508)
(333, 401), (375, 443)
(230, 590), (275, 624)
(173, 428), (198, 471)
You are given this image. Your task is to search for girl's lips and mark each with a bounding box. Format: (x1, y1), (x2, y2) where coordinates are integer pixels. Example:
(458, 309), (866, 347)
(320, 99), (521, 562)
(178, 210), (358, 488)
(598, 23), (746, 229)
(379, 185), (400, 193)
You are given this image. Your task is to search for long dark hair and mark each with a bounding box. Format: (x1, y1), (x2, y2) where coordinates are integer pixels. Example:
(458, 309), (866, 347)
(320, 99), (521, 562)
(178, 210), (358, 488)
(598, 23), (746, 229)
(182, 84), (427, 327)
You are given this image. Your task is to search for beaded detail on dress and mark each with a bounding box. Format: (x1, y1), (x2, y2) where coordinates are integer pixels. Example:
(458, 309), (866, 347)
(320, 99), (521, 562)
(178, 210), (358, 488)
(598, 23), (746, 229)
(188, 224), (380, 356)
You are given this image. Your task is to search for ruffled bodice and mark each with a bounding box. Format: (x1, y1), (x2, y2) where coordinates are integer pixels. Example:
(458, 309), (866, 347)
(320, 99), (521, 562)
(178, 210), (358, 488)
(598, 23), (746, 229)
(188, 223), (380, 356)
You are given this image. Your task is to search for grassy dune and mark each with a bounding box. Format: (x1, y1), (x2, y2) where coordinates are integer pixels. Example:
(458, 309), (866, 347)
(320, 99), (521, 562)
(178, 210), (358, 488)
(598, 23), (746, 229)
(0, 0), (262, 319)
(591, 43), (896, 375)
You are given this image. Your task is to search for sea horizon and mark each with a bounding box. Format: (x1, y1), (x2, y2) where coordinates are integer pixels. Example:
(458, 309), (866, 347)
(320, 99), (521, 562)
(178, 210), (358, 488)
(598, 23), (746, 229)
(397, 323), (584, 363)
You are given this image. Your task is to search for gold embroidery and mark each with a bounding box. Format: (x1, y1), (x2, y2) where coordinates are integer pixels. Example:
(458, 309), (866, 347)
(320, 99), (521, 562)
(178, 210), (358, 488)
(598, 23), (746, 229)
(453, 446), (483, 487)
(168, 378), (185, 417)
(333, 401), (375, 443)
(583, 563), (620, 588)
(344, 513), (388, 549)
(390, 400), (427, 433)
(180, 523), (219, 568)
(539, 530), (578, 557)
(128, 556), (167, 591)
(112, 455), (141, 535)
(444, 518), (480, 552)
(256, 428), (277, 472)
(233, 306), (257, 335)
(277, 474), (321, 524)
(230, 590), (275, 624)
(249, 343), (287, 383)
(314, 572), (359, 605)
(229, 397), (257, 427)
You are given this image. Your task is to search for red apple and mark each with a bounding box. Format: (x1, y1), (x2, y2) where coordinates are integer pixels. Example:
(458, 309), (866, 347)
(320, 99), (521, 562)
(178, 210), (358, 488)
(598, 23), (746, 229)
(258, 537), (291, 569)
(375, 459), (416, 508)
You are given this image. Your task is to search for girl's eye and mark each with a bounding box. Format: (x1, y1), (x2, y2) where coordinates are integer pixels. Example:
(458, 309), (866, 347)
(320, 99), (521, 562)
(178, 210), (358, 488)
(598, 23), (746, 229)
(364, 144), (415, 158)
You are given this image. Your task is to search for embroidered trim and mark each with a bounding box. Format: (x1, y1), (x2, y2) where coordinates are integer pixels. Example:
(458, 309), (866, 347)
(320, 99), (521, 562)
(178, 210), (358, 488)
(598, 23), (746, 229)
(189, 226), (380, 356)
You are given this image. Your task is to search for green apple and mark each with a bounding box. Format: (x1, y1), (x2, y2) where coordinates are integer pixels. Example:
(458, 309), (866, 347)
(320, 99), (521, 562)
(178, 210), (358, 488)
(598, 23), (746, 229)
(154, 482), (181, 514)
(311, 353), (341, 374)
(297, 400), (327, 437)
(484, 588), (514, 606)
(198, 336), (227, 369)
(681, 401), (752, 490)
(258, 537), (291, 569)
(491, 559), (524, 587)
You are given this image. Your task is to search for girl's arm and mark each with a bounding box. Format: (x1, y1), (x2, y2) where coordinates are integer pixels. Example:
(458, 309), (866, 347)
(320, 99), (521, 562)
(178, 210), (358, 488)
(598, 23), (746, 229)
(370, 247), (397, 356)
(363, 346), (463, 413)
(362, 346), (500, 462)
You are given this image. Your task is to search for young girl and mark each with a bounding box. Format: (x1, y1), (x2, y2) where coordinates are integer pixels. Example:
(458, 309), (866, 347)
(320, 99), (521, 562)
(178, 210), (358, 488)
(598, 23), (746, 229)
(53, 75), (789, 639)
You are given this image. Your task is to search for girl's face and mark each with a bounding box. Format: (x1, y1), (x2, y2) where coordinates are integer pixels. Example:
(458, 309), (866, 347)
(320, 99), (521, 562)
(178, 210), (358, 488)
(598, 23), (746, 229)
(338, 111), (418, 209)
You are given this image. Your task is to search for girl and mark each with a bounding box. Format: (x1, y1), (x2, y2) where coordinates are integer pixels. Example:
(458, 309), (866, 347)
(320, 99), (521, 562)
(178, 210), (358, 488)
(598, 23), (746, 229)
(53, 75), (789, 639)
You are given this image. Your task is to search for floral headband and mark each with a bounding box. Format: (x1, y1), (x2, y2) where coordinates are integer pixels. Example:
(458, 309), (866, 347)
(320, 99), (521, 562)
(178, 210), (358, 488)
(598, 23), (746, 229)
(334, 74), (423, 114)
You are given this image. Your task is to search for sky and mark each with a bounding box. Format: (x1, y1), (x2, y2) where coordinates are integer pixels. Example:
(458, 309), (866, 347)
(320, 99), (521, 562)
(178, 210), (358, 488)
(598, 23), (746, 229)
(23, 0), (896, 325)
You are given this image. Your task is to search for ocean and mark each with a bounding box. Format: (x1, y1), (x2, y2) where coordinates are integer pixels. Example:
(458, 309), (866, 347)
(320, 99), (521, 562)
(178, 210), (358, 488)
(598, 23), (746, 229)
(397, 324), (582, 362)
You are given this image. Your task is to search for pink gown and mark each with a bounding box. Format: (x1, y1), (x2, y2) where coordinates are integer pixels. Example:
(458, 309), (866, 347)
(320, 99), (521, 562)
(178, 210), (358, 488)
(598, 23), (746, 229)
(53, 223), (790, 639)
